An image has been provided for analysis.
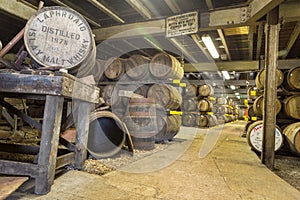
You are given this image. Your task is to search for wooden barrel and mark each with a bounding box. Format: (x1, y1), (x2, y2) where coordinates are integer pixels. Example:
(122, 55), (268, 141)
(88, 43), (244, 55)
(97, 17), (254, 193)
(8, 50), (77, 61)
(104, 57), (125, 80)
(125, 55), (150, 80)
(149, 53), (184, 80)
(283, 66), (300, 90)
(212, 105), (218, 114)
(198, 84), (214, 97)
(119, 84), (149, 106)
(282, 95), (300, 120)
(182, 112), (198, 127)
(255, 69), (284, 90)
(183, 84), (198, 97)
(88, 110), (126, 158)
(24, 6), (94, 74)
(283, 122), (300, 155)
(248, 106), (256, 119)
(216, 115), (226, 124)
(102, 84), (122, 106)
(253, 95), (281, 116)
(247, 86), (259, 99)
(124, 98), (157, 150)
(217, 97), (227, 105)
(155, 115), (181, 142)
(246, 120), (284, 152)
(217, 105), (229, 114)
(147, 84), (182, 109)
(91, 59), (106, 82)
(182, 98), (198, 112)
(198, 99), (213, 112)
(198, 114), (216, 128)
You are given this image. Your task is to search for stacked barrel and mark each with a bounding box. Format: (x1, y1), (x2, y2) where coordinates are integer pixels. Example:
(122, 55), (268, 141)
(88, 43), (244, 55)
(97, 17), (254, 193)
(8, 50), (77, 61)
(99, 52), (184, 149)
(214, 97), (237, 124)
(246, 67), (300, 156)
(181, 84), (218, 128)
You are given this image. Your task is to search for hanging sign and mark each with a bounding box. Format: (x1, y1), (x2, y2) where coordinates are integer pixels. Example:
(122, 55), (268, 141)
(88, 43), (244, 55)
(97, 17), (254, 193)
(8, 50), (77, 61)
(166, 11), (198, 37)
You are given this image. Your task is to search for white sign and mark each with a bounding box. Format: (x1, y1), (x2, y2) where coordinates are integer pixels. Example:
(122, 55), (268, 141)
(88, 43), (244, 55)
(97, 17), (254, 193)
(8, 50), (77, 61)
(166, 11), (198, 37)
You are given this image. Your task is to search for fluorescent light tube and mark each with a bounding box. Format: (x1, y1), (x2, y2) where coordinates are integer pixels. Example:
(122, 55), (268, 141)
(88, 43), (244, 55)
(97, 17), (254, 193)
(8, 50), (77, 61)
(221, 70), (230, 80)
(201, 34), (220, 59)
(230, 85), (236, 90)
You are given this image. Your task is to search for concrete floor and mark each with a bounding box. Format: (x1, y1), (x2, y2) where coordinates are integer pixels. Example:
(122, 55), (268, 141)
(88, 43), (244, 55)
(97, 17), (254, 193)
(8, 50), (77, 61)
(9, 121), (300, 199)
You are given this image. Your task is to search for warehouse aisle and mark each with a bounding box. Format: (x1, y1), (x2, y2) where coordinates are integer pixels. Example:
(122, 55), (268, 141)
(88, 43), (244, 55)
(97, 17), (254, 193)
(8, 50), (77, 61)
(10, 121), (300, 200)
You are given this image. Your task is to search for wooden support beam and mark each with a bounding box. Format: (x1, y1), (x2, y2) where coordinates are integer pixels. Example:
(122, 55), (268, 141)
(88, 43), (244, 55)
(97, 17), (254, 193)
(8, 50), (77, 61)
(217, 29), (232, 61)
(247, 0), (284, 23)
(281, 22), (300, 59)
(184, 60), (259, 72)
(262, 7), (280, 170)
(125, 0), (152, 20)
(248, 26), (254, 60)
(256, 23), (264, 60)
(169, 38), (198, 63)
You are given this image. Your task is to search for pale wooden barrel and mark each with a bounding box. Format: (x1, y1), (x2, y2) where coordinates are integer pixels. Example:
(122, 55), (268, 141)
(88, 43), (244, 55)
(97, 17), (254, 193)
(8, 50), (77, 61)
(253, 95), (281, 116)
(283, 66), (300, 90)
(155, 115), (181, 142)
(217, 105), (229, 114)
(255, 69), (284, 90)
(198, 84), (214, 97)
(182, 112), (198, 127)
(125, 55), (150, 80)
(149, 53), (184, 80)
(282, 95), (300, 120)
(182, 98), (198, 112)
(24, 6), (94, 74)
(283, 122), (300, 155)
(216, 115), (226, 124)
(248, 106), (256, 119)
(104, 57), (125, 80)
(147, 84), (182, 109)
(198, 99), (213, 112)
(91, 59), (106, 82)
(246, 120), (284, 152)
(183, 84), (198, 97)
(217, 97), (227, 105)
(102, 84), (122, 106)
(198, 114), (216, 128)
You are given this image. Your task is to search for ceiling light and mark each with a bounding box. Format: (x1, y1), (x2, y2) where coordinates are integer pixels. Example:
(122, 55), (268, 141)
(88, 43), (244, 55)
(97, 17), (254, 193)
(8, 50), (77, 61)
(230, 85), (236, 90)
(221, 70), (230, 80)
(235, 92), (240, 96)
(201, 34), (220, 59)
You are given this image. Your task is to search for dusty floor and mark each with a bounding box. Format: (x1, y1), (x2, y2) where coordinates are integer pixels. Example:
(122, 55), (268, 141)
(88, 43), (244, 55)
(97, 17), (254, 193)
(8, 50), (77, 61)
(4, 121), (300, 199)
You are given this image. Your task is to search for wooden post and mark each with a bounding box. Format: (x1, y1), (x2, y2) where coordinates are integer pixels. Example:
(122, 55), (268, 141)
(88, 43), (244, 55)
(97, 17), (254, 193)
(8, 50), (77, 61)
(35, 95), (64, 194)
(261, 7), (280, 170)
(74, 101), (92, 169)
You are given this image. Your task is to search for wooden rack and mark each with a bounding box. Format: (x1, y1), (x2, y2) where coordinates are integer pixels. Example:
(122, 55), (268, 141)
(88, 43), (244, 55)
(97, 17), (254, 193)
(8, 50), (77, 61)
(0, 71), (99, 194)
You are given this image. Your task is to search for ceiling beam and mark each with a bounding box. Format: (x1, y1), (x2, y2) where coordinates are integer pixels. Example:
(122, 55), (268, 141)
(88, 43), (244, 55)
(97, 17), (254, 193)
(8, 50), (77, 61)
(247, 0), (284, 23)
(205, 0), (214, 11)
(169, 38), (198, 63)
(280, 1), (300, 22)
(187, 80), (256, 87)
(0, 0), (36, 20)
(87, 0), (124, 24)
(217, 29), (231, 61)
(51, 0), (101, 27)
(184, 61), (259, 72)
(191, 34), (213, 61)
(122, 40), (152, 57)
(281, 22), (300, 59)
(164, 0), (181, 13)
(248, 26), (254, 60)
(255, 22), (264, 60)
(125, 0), (152, 20)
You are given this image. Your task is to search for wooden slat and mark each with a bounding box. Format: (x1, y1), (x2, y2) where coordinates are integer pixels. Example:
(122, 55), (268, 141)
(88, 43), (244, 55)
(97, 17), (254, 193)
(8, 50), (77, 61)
(0, 176), (29, 200)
